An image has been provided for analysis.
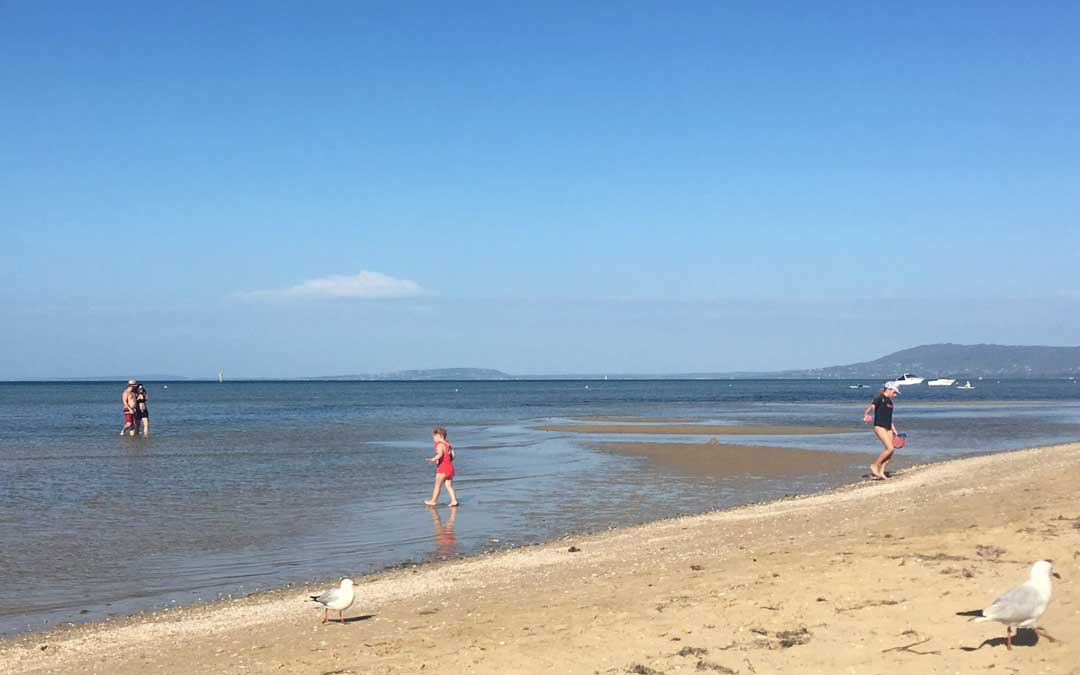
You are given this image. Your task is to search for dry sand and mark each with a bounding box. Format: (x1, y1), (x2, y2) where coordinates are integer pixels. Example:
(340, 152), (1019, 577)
(534, 423), (852, 435)
(3, 443), (1080, 675)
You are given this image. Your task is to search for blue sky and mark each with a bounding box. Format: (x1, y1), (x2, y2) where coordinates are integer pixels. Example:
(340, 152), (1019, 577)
(2, 2), (1078, 378)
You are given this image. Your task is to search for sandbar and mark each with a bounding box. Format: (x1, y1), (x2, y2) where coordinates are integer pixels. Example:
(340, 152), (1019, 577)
(594, 441), (873, 477)
(569, 415), (692, 423)
(534, 422), (852, 435)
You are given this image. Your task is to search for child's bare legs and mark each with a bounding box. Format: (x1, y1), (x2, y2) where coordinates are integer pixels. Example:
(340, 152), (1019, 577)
(444, 479), (458, 506)
(870, 426), (895, 479)
(425, 474), (446, 506)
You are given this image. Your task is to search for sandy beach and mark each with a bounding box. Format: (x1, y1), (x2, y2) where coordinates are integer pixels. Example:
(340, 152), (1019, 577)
(3, 442), (1079, 675)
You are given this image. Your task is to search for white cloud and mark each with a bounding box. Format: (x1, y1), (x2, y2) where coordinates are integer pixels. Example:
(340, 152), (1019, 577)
(246, 271), (425, 300)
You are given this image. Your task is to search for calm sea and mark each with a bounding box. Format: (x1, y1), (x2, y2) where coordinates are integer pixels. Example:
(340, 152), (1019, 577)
(2, 379), (1079, 636)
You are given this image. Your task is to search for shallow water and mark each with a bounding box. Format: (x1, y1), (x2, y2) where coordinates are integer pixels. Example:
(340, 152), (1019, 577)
(1, 379), (1078, 635)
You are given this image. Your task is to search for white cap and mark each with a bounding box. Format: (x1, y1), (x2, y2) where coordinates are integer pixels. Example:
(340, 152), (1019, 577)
(884, 381), (900, 392)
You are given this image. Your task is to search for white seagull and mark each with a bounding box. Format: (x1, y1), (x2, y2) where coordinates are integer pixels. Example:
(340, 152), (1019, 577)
(957, 560), (1061, 650)
(311, 578), (355, 624)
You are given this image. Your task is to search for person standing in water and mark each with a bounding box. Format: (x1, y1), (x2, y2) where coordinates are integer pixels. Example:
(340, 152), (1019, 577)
(120, 380), (138, 436)
(135, 383), (150, 436)
(424, 426), (459, 507)
(863, 382), (900, 479)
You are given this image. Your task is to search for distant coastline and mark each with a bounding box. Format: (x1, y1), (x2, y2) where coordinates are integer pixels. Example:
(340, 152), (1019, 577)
(6, 343), (1079, 382)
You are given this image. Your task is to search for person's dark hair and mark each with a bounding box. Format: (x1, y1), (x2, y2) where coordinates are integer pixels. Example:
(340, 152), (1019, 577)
(432, 426), (448, 438)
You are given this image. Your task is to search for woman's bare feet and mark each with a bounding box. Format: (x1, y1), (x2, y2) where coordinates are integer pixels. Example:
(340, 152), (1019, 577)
(424, 500), (437, 507)
(869, 464), (885, 480)
(448, 502), (459, 507)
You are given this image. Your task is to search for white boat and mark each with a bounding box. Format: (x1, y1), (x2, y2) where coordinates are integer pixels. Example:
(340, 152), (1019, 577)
(927, 378), (956, 386)
(957, 381), (974, 390)
(894, 373), (924, 385)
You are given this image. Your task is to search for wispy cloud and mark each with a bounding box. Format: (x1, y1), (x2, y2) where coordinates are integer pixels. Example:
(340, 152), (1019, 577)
(244, 271), (425, 300)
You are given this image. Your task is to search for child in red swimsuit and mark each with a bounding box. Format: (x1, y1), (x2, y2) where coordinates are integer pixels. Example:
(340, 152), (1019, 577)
(424, 426), (459, 507)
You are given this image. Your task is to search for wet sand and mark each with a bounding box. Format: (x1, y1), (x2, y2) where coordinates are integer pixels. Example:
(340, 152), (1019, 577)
(534, 422), (852, 435)
(569, 416), (692, 423)
(3, 442), (1079, 674)
(595, 440), (880, 478)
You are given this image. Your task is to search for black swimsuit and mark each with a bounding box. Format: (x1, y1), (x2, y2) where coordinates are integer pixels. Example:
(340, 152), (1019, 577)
(872, 394), (893, 429)
(136, 391), (149, 419)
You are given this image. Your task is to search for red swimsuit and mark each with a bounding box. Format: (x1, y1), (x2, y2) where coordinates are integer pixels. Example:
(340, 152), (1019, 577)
(435, 440), (455, 480)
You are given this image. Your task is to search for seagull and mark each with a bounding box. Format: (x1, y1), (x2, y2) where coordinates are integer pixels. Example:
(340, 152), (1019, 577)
(311, 578), (355, 624)
(957, 560), (1061, 650)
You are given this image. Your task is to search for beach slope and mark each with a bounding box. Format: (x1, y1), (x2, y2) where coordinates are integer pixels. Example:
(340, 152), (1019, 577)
(3, 443), (1079, 675)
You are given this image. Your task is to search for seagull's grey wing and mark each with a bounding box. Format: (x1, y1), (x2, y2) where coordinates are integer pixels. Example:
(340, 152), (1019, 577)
(314, 588), (341, 606)
(983, 584), (1044, 623)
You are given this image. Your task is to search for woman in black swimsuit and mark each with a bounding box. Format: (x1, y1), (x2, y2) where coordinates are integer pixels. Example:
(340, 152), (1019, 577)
(135, 384), (150, 436)
(863, 382), (899, 479)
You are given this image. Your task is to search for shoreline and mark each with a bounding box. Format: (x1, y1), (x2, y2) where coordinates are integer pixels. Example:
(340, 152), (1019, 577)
(3, 441), (1080, 674)
(0, 433), (872, 641)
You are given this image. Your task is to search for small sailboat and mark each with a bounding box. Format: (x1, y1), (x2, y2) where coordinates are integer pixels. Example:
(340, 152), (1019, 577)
(957, 381), (974, 390)
(218, 371), (224, 383)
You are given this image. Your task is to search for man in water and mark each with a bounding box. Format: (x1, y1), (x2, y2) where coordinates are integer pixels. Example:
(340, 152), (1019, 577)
(120, 379), (138, 436)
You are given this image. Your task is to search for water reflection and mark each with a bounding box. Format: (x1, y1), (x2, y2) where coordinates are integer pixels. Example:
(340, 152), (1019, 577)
(430, 507), (457, 559)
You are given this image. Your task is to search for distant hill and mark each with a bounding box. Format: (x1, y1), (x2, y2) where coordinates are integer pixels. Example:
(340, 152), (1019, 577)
(315, 368), (514, 381)
(779, 343), (1080, 379)
(312, 348), (1080, 380)
(16, 345), (1079, 382)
